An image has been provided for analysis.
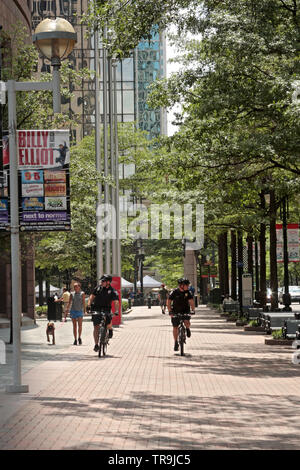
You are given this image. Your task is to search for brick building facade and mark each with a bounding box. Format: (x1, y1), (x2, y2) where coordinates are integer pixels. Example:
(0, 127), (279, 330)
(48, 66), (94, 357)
(0, 0), (35, 320)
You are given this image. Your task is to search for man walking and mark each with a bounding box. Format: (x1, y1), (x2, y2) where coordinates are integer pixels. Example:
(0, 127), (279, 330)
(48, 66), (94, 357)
(158, 283), (169, 314)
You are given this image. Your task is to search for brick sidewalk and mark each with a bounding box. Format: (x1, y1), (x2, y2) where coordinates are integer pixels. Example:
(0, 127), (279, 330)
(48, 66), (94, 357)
(0, 305), (300, 450)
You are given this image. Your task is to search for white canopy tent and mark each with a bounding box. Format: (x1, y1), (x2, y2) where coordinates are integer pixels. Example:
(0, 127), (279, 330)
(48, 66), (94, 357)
(35, 282), (60, 294)
(121, 277), (134, 288)
(137, 275), (162, 288)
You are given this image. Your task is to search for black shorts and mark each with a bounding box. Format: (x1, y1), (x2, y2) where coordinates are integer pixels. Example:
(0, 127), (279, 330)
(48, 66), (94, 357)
(160, 299), (167, 307)
(92, 312), (112, 327)
(171, 314), (191, 327)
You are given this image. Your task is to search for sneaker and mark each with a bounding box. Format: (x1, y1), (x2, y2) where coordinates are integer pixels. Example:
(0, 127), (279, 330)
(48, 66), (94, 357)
(73, 340), (77, 345)
(78, 338), (82, 345)
(186, 328), (191, 338)
(174, 340), (179, 351)
(109, 329), (113, 339)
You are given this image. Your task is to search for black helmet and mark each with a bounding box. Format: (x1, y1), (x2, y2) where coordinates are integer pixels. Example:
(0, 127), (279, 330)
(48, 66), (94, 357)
(99, 274), (112, 282)
(177, 277), (190, 285)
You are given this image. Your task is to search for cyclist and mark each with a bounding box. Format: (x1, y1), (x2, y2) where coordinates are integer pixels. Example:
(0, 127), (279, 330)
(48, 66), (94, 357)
(167, 278), (195, 351)
(87, 274), (119, 352)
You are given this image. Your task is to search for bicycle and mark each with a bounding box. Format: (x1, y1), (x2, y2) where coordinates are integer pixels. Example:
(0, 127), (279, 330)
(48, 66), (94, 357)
(91, 310), (118, 357)
(90, 311), (110, 357)
(172, 311), (195, 356)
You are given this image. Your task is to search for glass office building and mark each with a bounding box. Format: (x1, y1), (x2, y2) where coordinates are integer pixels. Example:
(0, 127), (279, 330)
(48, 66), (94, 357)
(31, 0), (167, 142)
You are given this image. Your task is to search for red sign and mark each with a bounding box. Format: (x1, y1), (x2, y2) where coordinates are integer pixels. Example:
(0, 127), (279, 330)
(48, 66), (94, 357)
(111, 276), (121, 326)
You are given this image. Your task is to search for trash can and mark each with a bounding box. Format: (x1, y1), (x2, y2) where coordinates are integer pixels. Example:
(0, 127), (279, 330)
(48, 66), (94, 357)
(209, 288), (222, 304)
(47, 297), (56, 321)
(56, 301), (63, 321)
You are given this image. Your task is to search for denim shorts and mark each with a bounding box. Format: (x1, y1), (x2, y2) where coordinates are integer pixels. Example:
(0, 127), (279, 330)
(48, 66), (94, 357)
(70, 310), (83, 319)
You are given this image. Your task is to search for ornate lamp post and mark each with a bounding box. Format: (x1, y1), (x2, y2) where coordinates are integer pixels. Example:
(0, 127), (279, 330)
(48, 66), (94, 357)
(32, 18), (77, 114)
(5, 18), (76, 394)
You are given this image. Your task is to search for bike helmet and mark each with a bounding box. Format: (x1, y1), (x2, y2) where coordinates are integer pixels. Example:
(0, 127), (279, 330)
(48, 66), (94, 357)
(99, 274), (112, 282)
(177, 277), (190, 285)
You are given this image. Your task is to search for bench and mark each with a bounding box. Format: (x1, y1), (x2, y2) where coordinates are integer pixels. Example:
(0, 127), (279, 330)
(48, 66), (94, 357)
(246, 307), (263, 322)
(282, 319), (300, 339)
(222, 302), (240, 314)
(264, 312), (296, 335)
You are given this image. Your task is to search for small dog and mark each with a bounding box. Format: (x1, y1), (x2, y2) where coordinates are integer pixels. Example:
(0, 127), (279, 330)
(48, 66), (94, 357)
(46, 322), (55, 345)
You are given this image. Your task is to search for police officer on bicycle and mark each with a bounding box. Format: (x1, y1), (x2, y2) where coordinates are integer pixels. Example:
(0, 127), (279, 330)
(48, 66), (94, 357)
(87, 274), (119, 352)
(167, 278), (195, 351)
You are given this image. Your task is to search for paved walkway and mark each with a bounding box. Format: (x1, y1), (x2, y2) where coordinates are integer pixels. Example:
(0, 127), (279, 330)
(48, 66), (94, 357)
(0, 305), (300, 450)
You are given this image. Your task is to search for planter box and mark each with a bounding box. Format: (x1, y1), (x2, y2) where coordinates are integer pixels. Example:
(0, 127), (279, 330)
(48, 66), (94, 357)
(244, 326), (265, 332)
(265, 338), (294, 346)
(236, 321), (248, 326)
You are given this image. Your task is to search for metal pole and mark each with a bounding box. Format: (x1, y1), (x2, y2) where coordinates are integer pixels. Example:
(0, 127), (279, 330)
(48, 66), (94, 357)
(108, 56), (117, 274)
(103, 26), (110, 273)
(6, 80), (28, 393)
(282, 196), (291, 311)
(95, 29), (103, 280)
(113, 58), (121, 277)
(51, 59), (61, 114)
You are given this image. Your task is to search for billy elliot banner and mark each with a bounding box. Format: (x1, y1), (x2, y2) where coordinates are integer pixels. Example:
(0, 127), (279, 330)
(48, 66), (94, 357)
(1, 130), (71, 232)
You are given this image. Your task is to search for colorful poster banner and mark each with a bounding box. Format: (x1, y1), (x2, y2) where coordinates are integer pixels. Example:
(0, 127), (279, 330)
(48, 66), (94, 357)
(22, 197), (44, 211)
(21, 170), (43, 184)
(44, 170), (66, 183)
(16, 130), (71, 232)
(276, 223), (299, 262)
(0, 169), (9, 230)
(111, 276), (122, 326)
(45, 197), (67, 211)
(44, 183), (66, 197)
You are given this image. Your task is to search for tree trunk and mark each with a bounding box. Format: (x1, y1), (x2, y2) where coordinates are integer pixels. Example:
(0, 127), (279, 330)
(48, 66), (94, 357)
(237, 230), (244, 312)
(247, 233), (254, 302)
(269, 189), (278, 310)
(259, 193), (267, 307)
(218, 231), (229, 298)
(255, 239), (260, 298)
(230, 230), (237, 300)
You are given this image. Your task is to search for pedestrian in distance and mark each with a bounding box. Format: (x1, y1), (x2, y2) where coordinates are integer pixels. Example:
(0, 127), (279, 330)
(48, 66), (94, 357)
(158, 283), (169, 314)
(66, 282), (86, 345)
(56, 287), (71, 322)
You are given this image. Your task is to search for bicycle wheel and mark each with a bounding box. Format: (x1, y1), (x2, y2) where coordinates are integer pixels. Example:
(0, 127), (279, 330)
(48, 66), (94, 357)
(98, 326), (107, 357)
(179, 326), (185, 356)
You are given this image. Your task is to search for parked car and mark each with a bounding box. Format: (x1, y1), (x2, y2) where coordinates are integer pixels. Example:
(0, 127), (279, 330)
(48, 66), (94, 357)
(279, 286), (300, 304)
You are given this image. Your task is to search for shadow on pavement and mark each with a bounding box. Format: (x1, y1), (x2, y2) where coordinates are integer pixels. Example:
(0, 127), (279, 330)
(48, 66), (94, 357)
(31, 391), (300, 450)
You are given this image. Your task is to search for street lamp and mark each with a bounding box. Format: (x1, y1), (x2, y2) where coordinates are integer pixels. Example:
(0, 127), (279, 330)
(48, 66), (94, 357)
(32, 18), (77, 113)
(5, 18), (76, 394)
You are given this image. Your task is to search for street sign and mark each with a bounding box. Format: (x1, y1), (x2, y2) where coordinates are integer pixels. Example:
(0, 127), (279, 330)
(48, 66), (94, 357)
(0, 81), (6, 104)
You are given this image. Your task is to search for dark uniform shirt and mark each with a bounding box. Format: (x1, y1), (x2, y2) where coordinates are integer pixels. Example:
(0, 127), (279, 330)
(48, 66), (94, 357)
(169, 288), (193, 314)
(92, 286), (119, 313)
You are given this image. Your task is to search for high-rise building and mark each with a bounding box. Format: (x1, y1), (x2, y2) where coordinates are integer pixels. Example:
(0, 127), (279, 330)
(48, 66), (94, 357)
(31, 0), (167, 142)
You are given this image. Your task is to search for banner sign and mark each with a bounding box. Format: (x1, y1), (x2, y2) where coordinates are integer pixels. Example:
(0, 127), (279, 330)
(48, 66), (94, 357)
(276, 223), (299, 262)
(3, 130), (71, 232)
(0, 169), (9, 230)
(111, 276), (122, 326)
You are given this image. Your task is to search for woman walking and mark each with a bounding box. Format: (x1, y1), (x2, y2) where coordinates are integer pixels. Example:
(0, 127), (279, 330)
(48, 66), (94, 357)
(66, 282), (86, 345)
